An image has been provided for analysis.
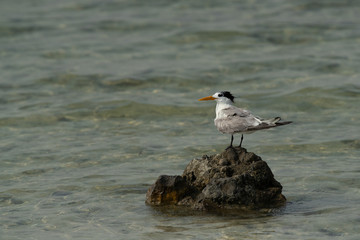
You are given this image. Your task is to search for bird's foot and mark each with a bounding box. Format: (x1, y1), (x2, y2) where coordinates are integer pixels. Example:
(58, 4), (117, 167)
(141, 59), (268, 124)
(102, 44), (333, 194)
(225, 145), (234, 150)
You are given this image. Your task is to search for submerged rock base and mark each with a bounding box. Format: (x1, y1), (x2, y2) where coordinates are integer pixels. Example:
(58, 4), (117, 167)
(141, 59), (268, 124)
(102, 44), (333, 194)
(146, 147), (286, 210)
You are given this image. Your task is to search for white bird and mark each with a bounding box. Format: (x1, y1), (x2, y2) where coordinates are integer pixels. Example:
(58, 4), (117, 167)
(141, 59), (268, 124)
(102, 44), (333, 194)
(198, 91), (292, 149)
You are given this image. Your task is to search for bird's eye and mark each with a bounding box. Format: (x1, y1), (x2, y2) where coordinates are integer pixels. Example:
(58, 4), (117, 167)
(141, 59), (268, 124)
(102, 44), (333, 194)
(218, 93), (223, 97)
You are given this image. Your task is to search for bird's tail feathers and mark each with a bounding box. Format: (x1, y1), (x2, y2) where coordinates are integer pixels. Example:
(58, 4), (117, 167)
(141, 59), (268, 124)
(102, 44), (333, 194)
(247, 118), (292, 131)
(263, 117), (281, 124)
(275, 120), (293, 126)
(263, 117), (292, 126)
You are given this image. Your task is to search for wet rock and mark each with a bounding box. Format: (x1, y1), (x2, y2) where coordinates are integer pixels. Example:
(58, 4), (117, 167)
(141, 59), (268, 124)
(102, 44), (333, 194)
(146, 147), (286, 210)
(146, 175), (190, 205)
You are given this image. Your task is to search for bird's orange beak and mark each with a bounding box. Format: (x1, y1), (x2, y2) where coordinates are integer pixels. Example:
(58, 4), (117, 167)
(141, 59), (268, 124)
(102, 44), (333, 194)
(198, 95), (216, 101)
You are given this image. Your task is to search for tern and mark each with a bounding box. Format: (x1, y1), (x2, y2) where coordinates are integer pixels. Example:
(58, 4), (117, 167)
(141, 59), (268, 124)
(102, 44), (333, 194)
(199, 91), (292, 149)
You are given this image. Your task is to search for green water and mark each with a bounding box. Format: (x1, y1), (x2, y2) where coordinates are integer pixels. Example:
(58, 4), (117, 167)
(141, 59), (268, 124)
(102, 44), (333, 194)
(1, 0), (360, 239)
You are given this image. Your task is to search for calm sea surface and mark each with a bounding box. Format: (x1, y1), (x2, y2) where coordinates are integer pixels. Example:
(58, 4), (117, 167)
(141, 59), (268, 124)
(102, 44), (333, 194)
(1, 0), (360, 239)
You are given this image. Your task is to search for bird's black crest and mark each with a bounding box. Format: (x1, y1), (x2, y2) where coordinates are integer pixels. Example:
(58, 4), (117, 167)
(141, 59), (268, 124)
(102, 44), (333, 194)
(221, 91), (235, 102)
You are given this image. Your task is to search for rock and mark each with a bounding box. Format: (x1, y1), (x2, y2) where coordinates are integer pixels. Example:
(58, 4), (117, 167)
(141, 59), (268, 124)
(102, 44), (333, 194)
(145, 175), (190, 205)
(146, 147), (286, 210)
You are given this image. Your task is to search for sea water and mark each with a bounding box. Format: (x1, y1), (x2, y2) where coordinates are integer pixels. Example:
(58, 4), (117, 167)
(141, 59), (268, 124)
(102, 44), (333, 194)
(1, 1), (359, 239)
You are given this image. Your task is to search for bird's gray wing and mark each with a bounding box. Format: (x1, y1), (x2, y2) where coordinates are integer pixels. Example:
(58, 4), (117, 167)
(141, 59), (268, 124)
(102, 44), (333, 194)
(215, 107), (261, 133)
(218, 107), (292, 133)
(222, 107), (253, 118)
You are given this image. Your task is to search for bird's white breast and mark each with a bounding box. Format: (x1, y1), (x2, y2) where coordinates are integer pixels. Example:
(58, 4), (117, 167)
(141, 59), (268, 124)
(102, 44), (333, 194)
(215, 102), (233, 119)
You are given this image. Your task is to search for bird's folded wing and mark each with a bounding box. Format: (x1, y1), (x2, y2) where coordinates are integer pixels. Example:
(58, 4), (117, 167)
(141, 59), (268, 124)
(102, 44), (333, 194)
(222, 107), (252, 117)
(215, 108), (260, 133)
(219, 107), (292, 133)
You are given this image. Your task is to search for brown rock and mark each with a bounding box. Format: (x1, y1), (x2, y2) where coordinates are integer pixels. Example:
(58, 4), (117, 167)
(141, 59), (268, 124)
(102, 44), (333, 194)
(145, 175), (190, 205)
(146, 147), (286, 210)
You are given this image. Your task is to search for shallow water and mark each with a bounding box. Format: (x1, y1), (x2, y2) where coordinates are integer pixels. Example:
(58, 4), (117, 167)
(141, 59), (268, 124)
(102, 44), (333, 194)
(1, 0), (360, 239)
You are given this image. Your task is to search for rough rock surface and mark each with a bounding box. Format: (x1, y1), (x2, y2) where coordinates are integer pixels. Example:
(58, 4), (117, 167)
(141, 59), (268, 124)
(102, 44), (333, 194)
(146, 147), (286, 210)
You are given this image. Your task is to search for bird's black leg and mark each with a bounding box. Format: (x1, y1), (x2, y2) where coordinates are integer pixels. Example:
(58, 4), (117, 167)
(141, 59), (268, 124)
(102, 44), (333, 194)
(239, 134), (244, 147)
(226, 135), (234, 149)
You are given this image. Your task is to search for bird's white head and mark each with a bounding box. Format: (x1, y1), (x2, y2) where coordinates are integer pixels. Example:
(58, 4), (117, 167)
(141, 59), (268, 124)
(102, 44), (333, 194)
(198, 91), (235, 104)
